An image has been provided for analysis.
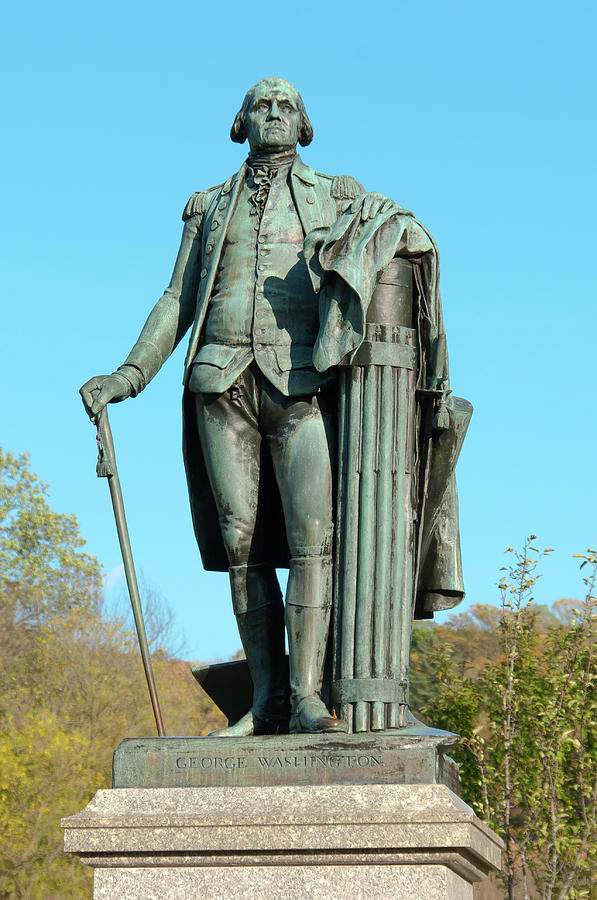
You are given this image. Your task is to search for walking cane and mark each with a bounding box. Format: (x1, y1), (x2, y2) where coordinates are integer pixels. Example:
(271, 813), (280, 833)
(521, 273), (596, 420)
(94, 406), (166, 737)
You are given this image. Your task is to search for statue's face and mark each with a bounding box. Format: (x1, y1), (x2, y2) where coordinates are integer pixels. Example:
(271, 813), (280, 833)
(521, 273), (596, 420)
(245, 82), (301, 152)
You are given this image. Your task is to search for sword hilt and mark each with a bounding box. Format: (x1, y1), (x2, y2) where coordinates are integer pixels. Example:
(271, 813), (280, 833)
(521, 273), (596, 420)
(95, 407), (115, 477)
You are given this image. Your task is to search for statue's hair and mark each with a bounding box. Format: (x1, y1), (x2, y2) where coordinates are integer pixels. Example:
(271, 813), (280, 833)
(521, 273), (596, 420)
(230, 77), (314, 147)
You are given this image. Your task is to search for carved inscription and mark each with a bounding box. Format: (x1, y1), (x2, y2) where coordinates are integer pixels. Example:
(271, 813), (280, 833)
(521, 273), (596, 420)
(175, 753), (383, 772)
(257, 754), (382, 768)
(176, 756), (247, 769)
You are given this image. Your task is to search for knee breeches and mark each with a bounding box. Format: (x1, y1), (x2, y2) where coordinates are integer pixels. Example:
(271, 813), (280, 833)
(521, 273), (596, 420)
(194, 365), (335, 567)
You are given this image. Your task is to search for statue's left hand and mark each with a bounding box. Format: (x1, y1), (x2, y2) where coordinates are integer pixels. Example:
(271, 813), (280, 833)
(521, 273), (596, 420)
(351, 192), (400, 222)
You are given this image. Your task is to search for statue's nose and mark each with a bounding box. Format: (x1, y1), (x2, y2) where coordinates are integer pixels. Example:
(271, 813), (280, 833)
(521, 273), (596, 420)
(268, 100), (281, 119)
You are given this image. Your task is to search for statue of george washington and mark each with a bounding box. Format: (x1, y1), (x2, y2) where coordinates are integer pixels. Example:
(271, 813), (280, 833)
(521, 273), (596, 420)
(81, 77), (470, 738)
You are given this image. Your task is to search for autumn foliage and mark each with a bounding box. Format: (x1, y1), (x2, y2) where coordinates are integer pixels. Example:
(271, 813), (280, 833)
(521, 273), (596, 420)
(0, 449), (224, 899)
(416, 542), (597, 900)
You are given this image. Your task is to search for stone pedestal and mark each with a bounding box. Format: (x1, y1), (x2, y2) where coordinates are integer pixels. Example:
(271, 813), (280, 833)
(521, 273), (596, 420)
(62, 782), (502, 899)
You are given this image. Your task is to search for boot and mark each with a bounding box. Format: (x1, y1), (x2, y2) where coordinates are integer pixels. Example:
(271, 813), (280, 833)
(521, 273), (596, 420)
(210, 564), (290, 736)
(285, 556), (347, 734)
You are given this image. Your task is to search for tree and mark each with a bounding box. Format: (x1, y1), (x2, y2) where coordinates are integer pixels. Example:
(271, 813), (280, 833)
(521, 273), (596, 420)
(424, 540), (597, 900)
(0, 448), (103, 625)
(0, 449), (225, 899)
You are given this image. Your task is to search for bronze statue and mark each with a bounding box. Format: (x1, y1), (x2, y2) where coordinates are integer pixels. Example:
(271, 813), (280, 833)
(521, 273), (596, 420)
(81, 77), (470, 737)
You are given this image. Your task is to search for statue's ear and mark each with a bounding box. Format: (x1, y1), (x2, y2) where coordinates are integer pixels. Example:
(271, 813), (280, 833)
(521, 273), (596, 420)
(230, 112), (247, 144)
(298, 112), (314, 147)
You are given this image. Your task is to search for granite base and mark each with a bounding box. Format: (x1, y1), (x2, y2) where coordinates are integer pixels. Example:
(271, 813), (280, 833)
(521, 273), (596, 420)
(62, 783), (502, 898)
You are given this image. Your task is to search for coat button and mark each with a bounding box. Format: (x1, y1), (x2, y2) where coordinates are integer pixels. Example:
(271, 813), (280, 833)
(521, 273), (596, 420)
(200, 268), (208, 278)
(255, 343), (263, 351)
(206, 243), (214, 253)
(306, 195), (315, 204)
(211, 220), (219, 230)
(218, 201), (227, 211)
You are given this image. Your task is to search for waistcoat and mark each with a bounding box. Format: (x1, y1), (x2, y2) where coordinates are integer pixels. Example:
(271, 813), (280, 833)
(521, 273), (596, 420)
(188, 166), (330, 397)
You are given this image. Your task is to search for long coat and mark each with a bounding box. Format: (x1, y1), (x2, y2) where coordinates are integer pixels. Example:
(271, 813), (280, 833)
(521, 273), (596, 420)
(122, 158), (468, 617)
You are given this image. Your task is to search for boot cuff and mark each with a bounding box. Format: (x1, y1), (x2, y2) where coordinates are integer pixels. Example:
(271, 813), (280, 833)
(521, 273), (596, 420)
(285, 555), (332, 609)
(229, 563), (282, 615)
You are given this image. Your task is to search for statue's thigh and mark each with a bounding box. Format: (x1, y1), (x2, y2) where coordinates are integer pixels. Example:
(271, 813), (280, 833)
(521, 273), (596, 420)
(195, 392), (269, 564)
(265, 398), (334, 557)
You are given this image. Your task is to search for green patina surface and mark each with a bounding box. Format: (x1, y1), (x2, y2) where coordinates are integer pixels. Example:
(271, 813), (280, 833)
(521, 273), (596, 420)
(113, 732), (459, 791)
(81, 77), (470, 740)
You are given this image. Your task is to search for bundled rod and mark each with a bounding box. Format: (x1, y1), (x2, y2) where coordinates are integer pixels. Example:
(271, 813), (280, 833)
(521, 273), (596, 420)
(333, 259), (420, 732)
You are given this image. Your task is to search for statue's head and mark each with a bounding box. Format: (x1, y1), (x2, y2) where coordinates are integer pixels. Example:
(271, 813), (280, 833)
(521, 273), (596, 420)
(230, 77), (313, 152)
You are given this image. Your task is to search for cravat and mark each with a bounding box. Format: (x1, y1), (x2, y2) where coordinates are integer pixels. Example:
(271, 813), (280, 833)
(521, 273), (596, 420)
(248, 165), (276, 220)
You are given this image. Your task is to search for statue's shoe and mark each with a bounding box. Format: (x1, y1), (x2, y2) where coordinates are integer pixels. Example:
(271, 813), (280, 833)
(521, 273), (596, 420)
(289, 695), (348, 734)
(209, 709), (289, 737)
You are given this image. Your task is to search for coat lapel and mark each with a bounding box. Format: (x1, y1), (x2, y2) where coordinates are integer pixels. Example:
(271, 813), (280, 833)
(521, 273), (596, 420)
(183, 164), (246, 376)
(291, 156), (336, 236)
(202, 163), (246, 279)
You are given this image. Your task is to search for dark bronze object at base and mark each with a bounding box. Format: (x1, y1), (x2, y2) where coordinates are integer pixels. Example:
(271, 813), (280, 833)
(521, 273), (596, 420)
(113, 732), (459, 792)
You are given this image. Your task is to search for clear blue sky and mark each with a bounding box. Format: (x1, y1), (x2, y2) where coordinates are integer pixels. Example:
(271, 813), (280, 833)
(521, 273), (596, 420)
(2, 0), (595, 661)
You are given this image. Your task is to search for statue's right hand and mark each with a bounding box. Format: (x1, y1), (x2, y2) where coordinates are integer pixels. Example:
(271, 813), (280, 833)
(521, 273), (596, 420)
(79, 374), (131, 420)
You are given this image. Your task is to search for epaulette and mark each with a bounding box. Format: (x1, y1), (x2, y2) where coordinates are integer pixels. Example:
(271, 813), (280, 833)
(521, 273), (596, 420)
(182, 185), (222, 222)
(330, 174), (366, 201)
